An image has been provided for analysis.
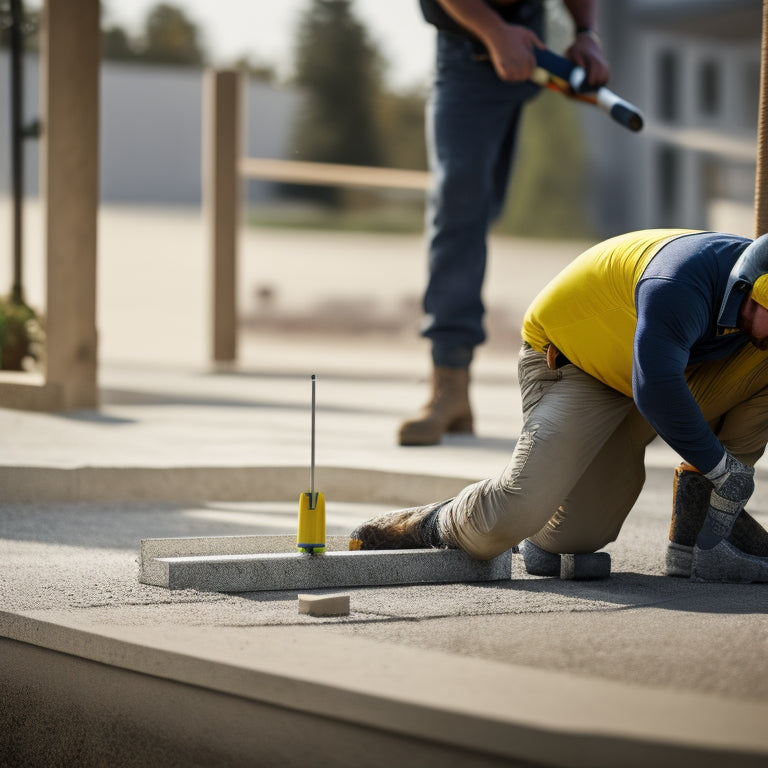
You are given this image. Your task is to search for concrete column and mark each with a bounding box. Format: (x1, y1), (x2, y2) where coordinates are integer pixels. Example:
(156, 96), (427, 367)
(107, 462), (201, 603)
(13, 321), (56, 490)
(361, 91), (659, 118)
(204, 69), (241, 364)
(40, 0), (100, 409)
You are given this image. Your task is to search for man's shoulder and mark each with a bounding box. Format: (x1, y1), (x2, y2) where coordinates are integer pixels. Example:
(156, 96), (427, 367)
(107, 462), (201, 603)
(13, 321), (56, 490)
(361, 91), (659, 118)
(641, 232), (749, 283)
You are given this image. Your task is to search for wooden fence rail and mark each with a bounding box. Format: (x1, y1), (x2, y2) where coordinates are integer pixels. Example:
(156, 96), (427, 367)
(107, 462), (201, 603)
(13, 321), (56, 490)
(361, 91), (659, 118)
(204, 69), (432, 364)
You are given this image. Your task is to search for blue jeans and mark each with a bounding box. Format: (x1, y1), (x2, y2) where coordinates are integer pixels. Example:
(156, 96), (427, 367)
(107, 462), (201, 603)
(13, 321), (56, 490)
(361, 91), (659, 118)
(422, 32), (541, 368)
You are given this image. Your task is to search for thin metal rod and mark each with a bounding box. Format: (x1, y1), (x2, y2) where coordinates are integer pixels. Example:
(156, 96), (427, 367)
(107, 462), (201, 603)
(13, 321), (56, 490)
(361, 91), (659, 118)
(310, 374), (316, 496)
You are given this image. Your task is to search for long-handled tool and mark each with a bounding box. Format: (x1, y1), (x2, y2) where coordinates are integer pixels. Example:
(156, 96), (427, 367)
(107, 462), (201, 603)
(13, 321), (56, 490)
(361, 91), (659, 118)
(532, 48), (644, 133)
(297, 374), (326, 554)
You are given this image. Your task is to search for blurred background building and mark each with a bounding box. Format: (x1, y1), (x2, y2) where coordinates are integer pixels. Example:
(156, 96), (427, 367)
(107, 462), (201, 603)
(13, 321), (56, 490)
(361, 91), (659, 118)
(595, 0), (759, 236)
(0, 0), (762, 237)
(0, 54), (300, 206)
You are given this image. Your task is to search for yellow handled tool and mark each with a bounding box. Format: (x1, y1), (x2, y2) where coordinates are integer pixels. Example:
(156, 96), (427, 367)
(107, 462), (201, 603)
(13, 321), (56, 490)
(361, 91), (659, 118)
(297, 374), (326, 554)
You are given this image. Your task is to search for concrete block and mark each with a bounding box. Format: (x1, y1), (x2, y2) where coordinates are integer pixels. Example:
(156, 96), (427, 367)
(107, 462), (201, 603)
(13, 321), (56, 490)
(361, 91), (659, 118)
(139, 535), (349, 585)
(139, 534), (512, 592)
(560, 552), (611, 580)
(521, 540), (611, 580)
(298, 593), (350, 617)
(520, 540), (561, 576)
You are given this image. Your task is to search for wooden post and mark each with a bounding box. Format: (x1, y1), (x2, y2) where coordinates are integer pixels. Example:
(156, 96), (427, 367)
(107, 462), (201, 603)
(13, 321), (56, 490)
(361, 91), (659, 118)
(755, 0), (768, 236)
(40, 0), (100, 409)
(204, 69), (241, 364)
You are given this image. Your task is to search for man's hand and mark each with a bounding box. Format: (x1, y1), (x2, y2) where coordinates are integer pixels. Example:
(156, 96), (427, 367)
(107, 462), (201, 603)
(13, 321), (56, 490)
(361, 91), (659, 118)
(565, 33), (610, 87)
(434, 0), (545, 82)
(698, 452), (755, 545)
(484, 24), (545, 82)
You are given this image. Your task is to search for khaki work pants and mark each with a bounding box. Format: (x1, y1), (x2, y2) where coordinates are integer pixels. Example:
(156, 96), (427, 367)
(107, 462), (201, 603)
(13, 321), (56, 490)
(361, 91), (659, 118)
(439, 343), (768, 560)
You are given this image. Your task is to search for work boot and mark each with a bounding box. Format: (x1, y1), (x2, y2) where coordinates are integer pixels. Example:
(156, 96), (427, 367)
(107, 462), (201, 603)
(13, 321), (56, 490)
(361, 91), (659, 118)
(349, 499), (456, 550)
(398, 366), (473, 446)
(667, 462), (768, 580)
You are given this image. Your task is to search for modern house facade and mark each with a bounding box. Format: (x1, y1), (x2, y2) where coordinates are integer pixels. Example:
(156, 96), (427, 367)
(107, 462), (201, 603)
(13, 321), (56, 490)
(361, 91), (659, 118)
(593, 0), (760, 236)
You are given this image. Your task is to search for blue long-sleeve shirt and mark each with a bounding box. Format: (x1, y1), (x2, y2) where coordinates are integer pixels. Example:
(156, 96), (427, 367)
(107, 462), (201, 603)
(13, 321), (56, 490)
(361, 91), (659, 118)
(633, 232), (751, 472)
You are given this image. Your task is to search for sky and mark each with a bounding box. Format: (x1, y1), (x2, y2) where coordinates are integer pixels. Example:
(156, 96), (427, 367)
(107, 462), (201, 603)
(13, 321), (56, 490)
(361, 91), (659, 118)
(101, 0), (436, 91)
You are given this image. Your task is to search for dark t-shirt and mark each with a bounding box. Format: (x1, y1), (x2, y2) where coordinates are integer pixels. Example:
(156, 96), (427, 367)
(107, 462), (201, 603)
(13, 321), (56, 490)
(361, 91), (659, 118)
(419, 0), (544, 41)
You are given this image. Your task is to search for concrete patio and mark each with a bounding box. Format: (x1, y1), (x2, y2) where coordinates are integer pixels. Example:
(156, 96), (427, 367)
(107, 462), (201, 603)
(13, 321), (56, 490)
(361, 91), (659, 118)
(1, 209), (767, 766)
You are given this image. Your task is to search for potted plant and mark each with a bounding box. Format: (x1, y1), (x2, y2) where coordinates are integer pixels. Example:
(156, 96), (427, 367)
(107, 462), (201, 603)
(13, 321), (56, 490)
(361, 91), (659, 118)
(0, 297), (44, 371)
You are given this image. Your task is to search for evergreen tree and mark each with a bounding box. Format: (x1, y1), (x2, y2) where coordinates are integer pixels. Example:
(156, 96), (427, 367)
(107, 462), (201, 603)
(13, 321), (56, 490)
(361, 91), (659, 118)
(102, 25), (138, 62)
(0, 1), (39, 52)
(100, 3), (206, 67)
(291, 0), (384, 188)
(141, 3), (206, 66)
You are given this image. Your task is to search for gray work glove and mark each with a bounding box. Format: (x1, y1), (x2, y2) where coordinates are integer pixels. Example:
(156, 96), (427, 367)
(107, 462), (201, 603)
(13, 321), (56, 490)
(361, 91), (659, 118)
(696, 452), (755, 548)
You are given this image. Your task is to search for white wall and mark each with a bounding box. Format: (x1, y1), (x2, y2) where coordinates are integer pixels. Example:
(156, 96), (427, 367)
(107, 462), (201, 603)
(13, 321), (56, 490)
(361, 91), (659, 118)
(0, 52), (302, 205)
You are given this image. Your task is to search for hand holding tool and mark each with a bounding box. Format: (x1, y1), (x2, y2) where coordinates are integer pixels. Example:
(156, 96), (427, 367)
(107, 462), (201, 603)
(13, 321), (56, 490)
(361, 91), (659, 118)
(531, 48), (644, 133)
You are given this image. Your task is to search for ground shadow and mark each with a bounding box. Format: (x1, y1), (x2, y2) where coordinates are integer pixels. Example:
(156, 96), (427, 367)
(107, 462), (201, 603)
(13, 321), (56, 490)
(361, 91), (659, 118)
(2, 502), (765, 615)
(484, 568), (768, 615)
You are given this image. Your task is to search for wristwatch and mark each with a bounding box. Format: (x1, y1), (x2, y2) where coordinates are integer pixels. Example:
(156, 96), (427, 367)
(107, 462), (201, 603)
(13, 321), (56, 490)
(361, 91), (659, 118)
(576, 26), (601, 45)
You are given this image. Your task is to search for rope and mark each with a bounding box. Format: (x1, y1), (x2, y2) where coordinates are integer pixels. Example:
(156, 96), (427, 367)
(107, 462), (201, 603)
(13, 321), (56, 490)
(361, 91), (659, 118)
(755, 1), (768, 236)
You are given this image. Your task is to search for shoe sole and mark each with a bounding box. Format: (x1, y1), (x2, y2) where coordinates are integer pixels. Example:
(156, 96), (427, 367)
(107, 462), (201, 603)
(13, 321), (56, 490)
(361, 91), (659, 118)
(691, 539), (768, 583)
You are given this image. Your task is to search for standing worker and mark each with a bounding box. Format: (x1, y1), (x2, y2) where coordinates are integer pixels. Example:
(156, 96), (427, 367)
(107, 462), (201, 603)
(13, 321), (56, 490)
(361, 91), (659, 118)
(399, 0), (610, 445)
(355, 229), (768, 583)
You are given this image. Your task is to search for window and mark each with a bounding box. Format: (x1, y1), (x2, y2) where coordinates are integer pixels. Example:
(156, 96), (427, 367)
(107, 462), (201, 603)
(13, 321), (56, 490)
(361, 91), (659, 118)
(698, 60), (720, 117)
(657, 50), (679, 123)
(657, 146), (679, 226)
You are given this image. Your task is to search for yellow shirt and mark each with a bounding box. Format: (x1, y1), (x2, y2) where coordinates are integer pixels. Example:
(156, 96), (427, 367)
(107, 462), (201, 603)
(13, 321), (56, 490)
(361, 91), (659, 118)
(522, 229), (694, 396)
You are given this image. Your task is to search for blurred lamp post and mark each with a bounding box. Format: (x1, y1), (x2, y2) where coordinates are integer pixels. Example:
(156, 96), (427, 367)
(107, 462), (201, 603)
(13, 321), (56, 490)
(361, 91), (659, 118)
(9, 0), (25, 304)
(756, 0), (768, 236)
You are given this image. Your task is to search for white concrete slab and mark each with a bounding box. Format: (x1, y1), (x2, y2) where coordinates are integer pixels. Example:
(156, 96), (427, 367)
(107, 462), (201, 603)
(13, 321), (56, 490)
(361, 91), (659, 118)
(139, 534), (512, 591)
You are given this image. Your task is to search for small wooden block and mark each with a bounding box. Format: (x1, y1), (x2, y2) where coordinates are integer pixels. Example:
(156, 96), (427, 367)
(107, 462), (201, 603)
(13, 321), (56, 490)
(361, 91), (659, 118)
(298, 593), (350, 617)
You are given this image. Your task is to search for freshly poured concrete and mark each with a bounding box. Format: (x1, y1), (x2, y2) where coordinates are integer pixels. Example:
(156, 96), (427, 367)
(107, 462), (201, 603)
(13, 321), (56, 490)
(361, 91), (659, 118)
(140, 533), (512, 591)
(3, 218), (768, 765)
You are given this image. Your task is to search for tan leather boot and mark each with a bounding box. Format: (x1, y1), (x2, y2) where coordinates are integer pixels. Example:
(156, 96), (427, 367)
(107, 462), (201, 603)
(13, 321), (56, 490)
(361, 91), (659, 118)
(349, 499), (456, 550)
(398, 366), (473, 446)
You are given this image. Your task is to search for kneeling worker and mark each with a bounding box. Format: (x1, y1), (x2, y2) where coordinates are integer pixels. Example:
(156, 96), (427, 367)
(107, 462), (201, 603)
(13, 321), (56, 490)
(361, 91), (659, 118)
(351, 229), (768, 582)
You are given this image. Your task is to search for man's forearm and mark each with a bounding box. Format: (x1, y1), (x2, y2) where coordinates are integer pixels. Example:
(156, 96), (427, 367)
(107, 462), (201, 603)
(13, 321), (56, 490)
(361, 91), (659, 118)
(562, 0), (608, 84)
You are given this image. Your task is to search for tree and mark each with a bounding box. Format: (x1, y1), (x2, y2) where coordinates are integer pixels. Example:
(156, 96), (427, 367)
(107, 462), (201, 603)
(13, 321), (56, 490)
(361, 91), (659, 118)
(0, 1), (39, 52)
(499, 93), (594, 238)
(376, 86), (428, 171)
(141, 3), (206, 66)
(290, 0), (384, 204)
(234, 55), (277, 84)
(102, 24), (139, 62)
(99, 3), (207, 66)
